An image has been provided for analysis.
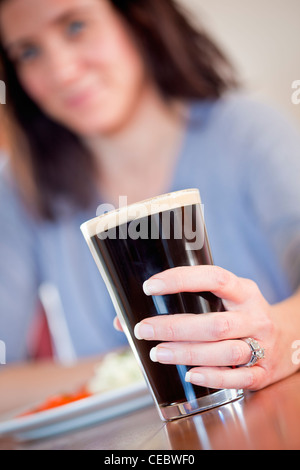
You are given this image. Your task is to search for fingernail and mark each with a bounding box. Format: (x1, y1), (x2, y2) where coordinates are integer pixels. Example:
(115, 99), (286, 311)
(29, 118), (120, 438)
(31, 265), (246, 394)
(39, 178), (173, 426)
(143, 279), (166, 296)
(150, 347), (174, 363)
(185, 372), (206, 385)
(134, 322), (154, 340)
(150, 347), (158, 362)
(185, 372), (192, 382)
(113, 317), (122, 332)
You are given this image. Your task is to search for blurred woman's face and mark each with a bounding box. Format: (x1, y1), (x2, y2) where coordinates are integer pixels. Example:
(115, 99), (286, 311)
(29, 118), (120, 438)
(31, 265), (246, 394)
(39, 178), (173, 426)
(0, 0), (149, 135)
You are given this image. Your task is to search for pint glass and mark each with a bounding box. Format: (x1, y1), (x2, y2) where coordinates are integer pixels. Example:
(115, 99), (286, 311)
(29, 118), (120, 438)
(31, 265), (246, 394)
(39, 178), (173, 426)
(81, 189), (243, 420)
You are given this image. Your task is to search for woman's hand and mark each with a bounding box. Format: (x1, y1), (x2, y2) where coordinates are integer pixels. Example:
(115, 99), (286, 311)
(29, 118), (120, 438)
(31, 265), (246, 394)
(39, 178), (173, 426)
(115, 266), (300, 391)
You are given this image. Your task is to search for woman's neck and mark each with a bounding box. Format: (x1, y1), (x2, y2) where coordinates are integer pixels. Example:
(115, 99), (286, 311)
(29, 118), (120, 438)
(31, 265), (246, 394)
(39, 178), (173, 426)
(84, 86), (188, 205)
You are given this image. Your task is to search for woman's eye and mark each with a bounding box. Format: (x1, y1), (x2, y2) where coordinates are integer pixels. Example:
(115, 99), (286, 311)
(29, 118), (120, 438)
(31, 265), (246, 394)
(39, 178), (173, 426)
(18, 46), (40, 63)
(67, 21), (86, 36)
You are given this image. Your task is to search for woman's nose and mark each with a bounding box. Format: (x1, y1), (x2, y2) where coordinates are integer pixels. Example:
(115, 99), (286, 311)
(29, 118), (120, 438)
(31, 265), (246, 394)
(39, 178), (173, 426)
(45, 42), (82, 88)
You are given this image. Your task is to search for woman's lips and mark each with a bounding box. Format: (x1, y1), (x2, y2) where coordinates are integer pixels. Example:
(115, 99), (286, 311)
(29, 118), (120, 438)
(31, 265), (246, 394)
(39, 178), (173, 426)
(63, 87), (96, 109)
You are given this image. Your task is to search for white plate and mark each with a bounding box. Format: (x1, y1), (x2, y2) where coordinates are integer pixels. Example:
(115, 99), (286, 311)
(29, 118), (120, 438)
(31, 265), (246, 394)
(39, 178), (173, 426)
(0, 381), (153, 442)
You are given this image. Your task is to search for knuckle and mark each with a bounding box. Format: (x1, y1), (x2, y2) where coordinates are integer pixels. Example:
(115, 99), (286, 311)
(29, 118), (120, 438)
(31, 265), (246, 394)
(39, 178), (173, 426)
(256, 312), (275, 338)
(164, 322), (177, 341)
(212, 315), (230, 340)
(245, 370), (258, 389)
(245, 368), (267, 390)
(174, 268), (185, 293)
(184, 348), (198, 365)
(215, 267), (231, 290)
(263, 316), (275, 336)
(216, 372), (225, 389)
(245, 278), (260, 296)
(230, 343), (245, 365)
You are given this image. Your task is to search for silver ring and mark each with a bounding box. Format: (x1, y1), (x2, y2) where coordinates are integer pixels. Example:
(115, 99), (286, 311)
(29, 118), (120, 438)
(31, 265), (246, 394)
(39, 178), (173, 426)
(242, 338), (265, 367)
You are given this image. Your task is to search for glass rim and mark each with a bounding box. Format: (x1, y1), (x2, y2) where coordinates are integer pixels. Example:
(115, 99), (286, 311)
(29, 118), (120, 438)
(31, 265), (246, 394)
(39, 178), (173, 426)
(81, 188), (201, 239)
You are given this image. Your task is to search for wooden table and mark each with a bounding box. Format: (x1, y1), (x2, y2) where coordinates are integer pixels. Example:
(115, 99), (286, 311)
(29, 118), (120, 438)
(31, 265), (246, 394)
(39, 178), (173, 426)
(0, 358), (300, 450)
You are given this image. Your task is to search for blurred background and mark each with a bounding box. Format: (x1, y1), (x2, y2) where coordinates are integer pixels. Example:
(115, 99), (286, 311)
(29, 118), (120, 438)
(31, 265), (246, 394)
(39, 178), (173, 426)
(179, 0), (300, 125)
(0, 0), (300, 153)
(0, 107), (7, 152)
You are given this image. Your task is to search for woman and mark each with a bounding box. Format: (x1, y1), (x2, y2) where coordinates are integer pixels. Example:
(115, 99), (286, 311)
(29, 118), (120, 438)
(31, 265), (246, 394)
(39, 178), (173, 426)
(0, 0), (300, 391)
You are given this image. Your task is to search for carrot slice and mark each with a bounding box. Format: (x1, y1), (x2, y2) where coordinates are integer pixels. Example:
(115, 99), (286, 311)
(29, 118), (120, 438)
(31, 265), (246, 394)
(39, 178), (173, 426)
(18, 388), (91, 417)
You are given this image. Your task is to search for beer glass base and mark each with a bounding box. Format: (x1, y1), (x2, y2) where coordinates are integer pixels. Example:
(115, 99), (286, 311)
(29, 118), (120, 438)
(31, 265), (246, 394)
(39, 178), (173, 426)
(159, 389), (244, 421)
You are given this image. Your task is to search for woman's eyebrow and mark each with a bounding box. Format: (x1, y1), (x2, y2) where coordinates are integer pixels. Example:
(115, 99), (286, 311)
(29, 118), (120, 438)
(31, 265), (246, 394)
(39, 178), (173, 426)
(4, 6), (90, 53)
(51, 7), (91, 26)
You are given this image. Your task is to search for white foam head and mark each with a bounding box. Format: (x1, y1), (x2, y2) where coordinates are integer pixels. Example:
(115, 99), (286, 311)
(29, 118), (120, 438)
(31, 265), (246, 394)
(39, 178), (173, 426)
(80, 188), (201, 240)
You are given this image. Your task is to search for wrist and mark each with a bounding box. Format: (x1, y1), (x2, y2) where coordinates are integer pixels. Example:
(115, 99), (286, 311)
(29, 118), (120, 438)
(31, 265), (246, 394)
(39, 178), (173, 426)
(271, 289), (300, 375)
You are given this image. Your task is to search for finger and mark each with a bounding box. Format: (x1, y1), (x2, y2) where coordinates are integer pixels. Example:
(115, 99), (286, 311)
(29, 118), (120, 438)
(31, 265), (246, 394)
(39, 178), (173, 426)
(113, 317), (123, 332)
(143, 266), (258, 306)
(134, 312), (257, 342)
(149, 340), (252, 367)
(185, 366), (266, 391)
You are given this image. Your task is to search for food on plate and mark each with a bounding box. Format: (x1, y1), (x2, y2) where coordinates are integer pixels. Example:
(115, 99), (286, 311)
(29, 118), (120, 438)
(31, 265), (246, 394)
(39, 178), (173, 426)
(18, 389), (91, 417)
(87, 349), (143, 395)
(18, 349), (144, 417)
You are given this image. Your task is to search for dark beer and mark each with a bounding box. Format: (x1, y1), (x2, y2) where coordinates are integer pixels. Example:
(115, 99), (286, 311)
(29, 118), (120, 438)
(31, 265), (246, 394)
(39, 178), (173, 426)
(81, 190), (242, 420)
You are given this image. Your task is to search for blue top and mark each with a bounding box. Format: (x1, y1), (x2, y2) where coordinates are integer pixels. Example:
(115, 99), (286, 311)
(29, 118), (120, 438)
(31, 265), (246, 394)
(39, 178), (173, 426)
(1, 93), (300, 363)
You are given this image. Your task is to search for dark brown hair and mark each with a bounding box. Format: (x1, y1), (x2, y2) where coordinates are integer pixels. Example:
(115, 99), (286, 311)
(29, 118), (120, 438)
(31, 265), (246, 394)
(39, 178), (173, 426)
(0, 0), (238, 220)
